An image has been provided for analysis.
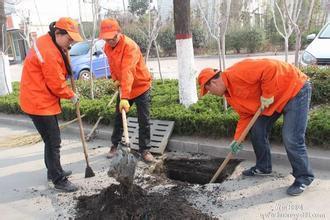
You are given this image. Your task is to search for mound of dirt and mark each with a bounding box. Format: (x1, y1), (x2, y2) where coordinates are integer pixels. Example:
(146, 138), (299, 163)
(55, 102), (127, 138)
(75, 183), (216, 220)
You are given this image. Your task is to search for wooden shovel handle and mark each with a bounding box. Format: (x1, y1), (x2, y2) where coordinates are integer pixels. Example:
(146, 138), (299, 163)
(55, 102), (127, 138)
(209, 107), (262, 183)
(69, 75), (91, 166)
(66, 50), (90, 166)
(121, 109), (130, 144)
(237, 107), (262, 143)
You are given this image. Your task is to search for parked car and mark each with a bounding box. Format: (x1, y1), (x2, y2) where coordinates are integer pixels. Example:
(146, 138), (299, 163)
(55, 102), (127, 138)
(70, 39), (111, 80)
(300, 22), (330, 66)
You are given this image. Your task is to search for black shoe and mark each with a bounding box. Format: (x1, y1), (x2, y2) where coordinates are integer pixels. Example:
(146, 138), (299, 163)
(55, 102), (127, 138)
(54, 178), (78, 192)
(47, 170), (72, 181)
(242, 166), (272, 176)
(287, 181), (309, 196)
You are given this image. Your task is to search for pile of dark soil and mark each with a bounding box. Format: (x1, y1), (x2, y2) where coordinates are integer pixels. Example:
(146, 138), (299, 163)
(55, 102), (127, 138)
(75, 183), (216, 220)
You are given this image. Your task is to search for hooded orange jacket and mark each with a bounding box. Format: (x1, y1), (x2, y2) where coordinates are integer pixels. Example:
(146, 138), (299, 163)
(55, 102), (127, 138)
(19, 34), (74, 115)
(221, 59), (308, 140)
(104, 34), (152, 99)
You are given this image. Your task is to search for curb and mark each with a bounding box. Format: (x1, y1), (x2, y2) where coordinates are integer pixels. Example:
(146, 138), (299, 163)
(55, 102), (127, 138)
(1, 113), (329, 171)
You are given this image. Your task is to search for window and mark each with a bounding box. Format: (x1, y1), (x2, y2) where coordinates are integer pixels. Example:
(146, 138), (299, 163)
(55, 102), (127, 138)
(70, 42), (90, 56)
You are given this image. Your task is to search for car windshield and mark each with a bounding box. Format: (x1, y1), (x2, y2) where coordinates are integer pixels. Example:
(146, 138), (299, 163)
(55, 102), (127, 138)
(70, 42), (90, 56)
(319, 23), (330, 39)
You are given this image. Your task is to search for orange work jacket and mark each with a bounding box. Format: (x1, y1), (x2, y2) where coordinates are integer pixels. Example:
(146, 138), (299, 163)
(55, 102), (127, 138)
(19, 34), (74, 115)
(221, 59), (308, 140)
(104, 34), (152, 99)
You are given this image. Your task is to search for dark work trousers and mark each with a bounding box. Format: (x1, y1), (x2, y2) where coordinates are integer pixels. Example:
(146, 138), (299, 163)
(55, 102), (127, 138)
(111, 89), (151, 152)
(250, 81), (314, 185)
(29, 114), (64, 184)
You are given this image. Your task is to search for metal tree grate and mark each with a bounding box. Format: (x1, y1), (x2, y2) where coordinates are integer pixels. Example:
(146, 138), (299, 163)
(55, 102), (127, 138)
(124, 117), (175, 154)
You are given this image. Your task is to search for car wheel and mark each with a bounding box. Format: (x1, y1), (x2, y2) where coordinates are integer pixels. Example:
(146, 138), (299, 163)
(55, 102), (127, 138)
(79, 70), (95, 80)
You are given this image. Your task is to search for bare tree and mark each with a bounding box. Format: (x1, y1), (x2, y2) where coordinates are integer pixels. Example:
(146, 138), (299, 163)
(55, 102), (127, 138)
(271, 0), (302, 62)
(197, 0), (231, 110)
(78, 0), (87, 40)
(86, 0), (101, 99)
(284, 0), (315, 66)
(197, 0), (231, 72)
(145, 10), (161, 63)
(144, 13), (163, 81)
(127, 1), (163, 81)
(152, 40), (163, 82)
(15, 9), (32, 48)
(173, 0), (197, 107)
(33, 0), (44, 33)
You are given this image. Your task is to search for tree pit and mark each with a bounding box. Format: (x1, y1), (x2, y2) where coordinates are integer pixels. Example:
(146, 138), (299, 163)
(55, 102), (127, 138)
(164, 157), (242, 184)
(75, 155), (242, 219)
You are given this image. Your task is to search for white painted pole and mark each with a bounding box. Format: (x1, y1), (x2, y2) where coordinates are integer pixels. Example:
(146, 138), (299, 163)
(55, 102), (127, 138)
(0, 52), (12, 96)
(176, 38), (198, 107)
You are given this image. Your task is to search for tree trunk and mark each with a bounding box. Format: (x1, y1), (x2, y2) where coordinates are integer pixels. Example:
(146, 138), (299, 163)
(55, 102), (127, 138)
(145, 39), (152, 64)
(153, 40), (163, 83)
(284, 37), (289, 62)
(0, 0), (6, 52)
(217, 40), (222, 71)
(294, 30), (301, 66)
(173, 0), (197, 107)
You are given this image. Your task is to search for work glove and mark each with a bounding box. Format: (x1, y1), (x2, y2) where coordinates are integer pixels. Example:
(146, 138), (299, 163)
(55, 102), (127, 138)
(113, 80), (120, 88)
(260, 96), (274, 110)
(119, 99), (130, 112)
(71, 93), (79, 105)
(230, 140), (243, 154)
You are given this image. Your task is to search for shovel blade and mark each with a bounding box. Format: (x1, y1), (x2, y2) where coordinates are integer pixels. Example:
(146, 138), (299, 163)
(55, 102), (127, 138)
(108, 147), (137, 185)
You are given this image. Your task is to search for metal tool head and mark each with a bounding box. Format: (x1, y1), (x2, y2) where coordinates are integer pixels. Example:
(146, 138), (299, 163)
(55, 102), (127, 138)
(108, 146), (137, 186)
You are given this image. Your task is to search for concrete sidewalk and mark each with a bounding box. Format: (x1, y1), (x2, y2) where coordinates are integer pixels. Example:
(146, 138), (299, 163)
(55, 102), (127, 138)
(0, 113), (329, 220)
(1, 113), (329, 171)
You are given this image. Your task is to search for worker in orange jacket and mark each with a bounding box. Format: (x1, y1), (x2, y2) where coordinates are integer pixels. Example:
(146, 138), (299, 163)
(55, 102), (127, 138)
(198, 59), (314, 196)
(99, 18), (155, 162)
(19, 17), (83, 192)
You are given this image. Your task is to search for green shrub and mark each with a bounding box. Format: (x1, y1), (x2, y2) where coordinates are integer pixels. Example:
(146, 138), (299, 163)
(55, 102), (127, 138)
(307, 106), (330, 147)
(1, 67), (329, 148)
(243, 28), (264, 53)
(157, 24), (176, 56)
(302, 66), (330, 106)
(192, 23), (206, 49)
(226, 30), (245, 53)
(75, 79), (117, 99)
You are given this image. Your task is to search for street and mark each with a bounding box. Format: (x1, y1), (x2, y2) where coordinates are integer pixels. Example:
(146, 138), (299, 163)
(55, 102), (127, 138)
(0, 113), (329, 219)
(9, 53), (295, 82)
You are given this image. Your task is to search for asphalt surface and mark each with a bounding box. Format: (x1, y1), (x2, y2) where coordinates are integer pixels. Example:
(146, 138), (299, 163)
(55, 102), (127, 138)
(0, 113), (329, 219)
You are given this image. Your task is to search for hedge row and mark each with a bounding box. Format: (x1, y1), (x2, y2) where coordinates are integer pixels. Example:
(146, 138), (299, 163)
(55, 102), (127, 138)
(0, 67), (329, 148)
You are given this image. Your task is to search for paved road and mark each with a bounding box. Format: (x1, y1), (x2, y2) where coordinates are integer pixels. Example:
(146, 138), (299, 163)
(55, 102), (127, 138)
(9, 53), (295, 82)
(0, 113), (329, 220)
(148, 53), (295, 79)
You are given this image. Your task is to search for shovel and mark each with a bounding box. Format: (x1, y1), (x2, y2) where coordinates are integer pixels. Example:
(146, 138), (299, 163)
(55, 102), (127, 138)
(108, 108), (137, 186)
(69, 75), (95, 178)
(66, 50), (95, 178)
(209, 107), (262, 183)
